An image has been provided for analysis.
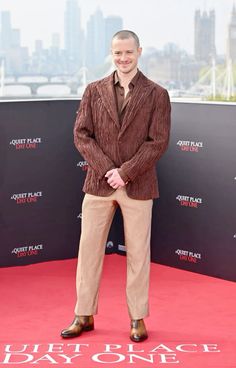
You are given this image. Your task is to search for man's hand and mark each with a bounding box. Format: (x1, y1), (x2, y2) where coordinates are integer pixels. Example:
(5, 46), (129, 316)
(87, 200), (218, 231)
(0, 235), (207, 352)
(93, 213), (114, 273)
(105, 168), (125, 189)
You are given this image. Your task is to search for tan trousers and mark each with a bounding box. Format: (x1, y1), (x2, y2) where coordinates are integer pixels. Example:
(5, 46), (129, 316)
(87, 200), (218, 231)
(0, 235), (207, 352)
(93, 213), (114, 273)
(74, 187), (153, 320)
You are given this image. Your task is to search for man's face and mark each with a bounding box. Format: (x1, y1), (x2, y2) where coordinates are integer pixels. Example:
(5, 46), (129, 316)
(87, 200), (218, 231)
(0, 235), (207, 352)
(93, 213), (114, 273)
(111, 37), (142, 75)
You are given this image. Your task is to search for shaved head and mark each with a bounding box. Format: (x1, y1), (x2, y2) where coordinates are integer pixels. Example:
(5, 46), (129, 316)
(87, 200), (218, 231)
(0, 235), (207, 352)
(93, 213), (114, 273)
(112, 30), (140, 48)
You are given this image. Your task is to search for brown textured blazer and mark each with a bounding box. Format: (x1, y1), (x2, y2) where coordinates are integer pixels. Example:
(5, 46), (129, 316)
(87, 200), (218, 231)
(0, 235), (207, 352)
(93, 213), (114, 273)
(74, 71), (171, 200)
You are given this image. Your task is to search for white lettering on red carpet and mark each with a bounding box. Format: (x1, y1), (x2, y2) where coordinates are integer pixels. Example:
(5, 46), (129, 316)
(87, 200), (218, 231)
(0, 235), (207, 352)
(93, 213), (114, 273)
(0, 343), (221, 365)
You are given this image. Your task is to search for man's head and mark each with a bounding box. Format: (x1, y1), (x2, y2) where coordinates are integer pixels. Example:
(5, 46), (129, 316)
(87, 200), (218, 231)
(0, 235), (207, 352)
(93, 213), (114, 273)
(111, 30), (142, 75)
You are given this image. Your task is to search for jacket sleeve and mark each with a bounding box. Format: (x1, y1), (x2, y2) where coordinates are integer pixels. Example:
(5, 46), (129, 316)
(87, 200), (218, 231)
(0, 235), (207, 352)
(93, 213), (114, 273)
(74, 84), (115, 179)
(120, 88), (171, 182)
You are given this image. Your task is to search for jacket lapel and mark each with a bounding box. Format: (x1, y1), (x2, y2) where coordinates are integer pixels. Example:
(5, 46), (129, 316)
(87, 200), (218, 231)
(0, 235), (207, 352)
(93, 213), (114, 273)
(96, 73), (120, 129)
(120, 72), (155, 135)
(96, 71), (155, 133)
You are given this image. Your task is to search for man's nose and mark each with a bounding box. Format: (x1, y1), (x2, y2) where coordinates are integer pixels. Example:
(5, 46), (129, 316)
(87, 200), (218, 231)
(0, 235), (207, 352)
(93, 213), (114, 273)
(120, 53), (127, 61)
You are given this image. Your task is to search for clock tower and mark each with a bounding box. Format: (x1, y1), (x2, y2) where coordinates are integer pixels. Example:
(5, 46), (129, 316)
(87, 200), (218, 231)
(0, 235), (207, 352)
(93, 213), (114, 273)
(227, 4), (236, 62)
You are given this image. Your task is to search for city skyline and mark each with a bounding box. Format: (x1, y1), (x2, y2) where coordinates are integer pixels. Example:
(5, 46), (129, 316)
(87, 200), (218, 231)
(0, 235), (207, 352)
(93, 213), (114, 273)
(0, 0), (235, 55)
(1, 0), (236, 100)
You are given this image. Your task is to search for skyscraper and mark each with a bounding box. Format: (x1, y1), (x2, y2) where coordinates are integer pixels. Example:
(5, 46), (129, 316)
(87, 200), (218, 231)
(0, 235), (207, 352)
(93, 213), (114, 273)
(105, 16), (123, 56)
(86, 8), (105, 69)
(64, 0), (84, 71)
(227, 5), (236, 62)
(86, 10), (124, 70)
(0, 11), (13, 51)
(11, 29), (21, 48)
(194, 9), (216, 62)
(0, 11), (27, 74)
(51, 33), (60, 50)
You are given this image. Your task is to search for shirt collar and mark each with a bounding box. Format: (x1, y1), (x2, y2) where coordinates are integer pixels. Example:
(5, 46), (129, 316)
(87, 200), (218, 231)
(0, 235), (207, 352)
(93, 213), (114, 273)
(113, 69), (140, 87)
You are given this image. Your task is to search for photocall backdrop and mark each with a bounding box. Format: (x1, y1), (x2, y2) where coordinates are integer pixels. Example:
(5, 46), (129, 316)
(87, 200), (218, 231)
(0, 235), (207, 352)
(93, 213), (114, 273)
(0, 100), (235, 282)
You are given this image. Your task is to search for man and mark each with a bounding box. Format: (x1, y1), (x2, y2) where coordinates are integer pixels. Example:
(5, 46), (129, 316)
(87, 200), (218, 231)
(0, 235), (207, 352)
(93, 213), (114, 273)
(61, 30), (171, 342)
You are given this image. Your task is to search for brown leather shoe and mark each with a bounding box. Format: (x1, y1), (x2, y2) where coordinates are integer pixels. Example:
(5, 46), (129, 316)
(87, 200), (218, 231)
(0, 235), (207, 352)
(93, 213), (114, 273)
(130, 319), (148, 342)
(61, 315), (94, 338)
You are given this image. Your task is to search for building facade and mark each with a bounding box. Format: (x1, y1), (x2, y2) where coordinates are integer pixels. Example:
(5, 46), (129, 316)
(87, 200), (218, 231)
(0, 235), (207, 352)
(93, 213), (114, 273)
(194, 9), (216, 63)
(64, 0), (84, 72)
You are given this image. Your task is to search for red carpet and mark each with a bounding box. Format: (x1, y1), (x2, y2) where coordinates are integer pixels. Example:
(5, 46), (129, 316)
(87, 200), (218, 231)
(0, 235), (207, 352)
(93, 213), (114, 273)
(0, 254), (235, 367)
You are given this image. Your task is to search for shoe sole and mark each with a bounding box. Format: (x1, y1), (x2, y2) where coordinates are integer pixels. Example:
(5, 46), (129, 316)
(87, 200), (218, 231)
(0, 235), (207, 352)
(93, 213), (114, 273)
(130, 335), (148, 343)
(61, 324), (94, 338)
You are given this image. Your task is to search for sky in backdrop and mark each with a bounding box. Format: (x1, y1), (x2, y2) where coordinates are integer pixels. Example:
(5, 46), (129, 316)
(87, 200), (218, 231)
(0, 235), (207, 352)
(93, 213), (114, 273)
(0, 0), (234, 54)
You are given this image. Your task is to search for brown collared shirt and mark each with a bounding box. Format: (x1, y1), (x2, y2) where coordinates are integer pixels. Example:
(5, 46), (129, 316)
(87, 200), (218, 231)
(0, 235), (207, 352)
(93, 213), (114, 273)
(113, 70), (140, 125)
(113, 70), (140, 183)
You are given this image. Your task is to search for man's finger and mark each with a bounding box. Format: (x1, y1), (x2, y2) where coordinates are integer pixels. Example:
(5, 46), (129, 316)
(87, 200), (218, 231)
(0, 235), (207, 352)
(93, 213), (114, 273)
(105, 169), (115, 177)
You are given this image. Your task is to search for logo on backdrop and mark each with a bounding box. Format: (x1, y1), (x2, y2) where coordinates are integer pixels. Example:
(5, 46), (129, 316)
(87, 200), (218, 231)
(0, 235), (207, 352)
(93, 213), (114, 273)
(11, 192), (43, 204)
(175, 249), (202, 263)
(176, 195), (203, 208)
(77, 213), (82, 220)
(11, 243), (44, 258)
(106, 241), (114, 249)
(118, 244), (126, 252)
(77, 161), (88, 171)
(9, 138), (42, 150)
(177, 140), (203, 153)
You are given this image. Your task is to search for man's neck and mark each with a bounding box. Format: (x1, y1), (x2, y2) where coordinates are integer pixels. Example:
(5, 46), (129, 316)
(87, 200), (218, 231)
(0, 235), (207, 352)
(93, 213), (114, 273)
(116, 68), (138, 88)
